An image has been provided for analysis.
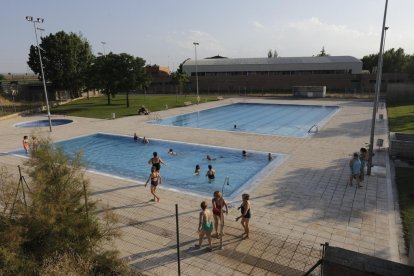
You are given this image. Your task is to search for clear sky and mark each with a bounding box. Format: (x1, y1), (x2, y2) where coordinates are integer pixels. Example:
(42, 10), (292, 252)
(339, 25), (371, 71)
(2, 0), (413, 74)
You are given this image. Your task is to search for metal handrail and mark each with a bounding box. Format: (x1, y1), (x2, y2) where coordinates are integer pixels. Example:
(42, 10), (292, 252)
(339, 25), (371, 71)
(308, 124), (319, 133)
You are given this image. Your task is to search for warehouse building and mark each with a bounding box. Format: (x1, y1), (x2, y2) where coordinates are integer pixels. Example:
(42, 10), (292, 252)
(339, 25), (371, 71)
(180, 55), (376, 93)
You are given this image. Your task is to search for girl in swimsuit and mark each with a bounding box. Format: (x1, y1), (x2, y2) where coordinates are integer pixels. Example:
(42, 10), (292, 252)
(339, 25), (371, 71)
(23, 136), (30, 154)
(148, 152), (166, 172)
(236, 193), (251, 239)
(195, 201), (213, 251)
(212, 191), (228, 238)
(145, 166), (162, 202)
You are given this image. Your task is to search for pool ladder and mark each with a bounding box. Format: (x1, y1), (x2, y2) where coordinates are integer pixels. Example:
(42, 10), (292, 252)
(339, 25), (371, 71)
(308, 124), (319, 134)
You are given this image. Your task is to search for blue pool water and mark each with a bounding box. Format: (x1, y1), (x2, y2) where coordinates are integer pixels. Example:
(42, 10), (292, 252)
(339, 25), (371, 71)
(12, 133), (283, 199)
(14, 119), (73, 128)
(148, 103), (339, 137)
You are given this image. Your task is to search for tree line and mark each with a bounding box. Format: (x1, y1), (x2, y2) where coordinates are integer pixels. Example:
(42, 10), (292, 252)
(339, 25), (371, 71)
(362, 47), (414, 77)
(27, 31), (175, 105)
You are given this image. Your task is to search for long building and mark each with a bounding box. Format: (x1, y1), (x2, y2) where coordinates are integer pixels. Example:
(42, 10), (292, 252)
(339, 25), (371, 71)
(179, 55), (394, 93)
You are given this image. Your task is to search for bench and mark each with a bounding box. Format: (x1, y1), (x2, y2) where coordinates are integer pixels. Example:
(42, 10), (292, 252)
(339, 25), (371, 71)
(183, 101), (192, 106)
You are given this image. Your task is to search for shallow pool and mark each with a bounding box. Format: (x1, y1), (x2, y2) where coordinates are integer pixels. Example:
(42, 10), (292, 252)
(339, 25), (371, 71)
(148, 103), (338, 137)
(15, 133), (283, 199)
(14, 119), (73, 128)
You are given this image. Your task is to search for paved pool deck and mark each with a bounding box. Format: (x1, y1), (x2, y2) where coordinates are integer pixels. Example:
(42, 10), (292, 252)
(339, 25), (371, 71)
(0, 98), (406, 275)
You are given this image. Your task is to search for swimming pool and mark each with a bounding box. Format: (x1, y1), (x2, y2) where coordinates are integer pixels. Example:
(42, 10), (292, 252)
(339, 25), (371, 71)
(14, 119), (73, 128)
(148, 103), (339, 137)
(13, 133), (284, 199)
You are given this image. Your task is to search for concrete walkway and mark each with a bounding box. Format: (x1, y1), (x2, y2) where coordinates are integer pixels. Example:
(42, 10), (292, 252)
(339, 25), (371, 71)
(0, 98), (405, 275)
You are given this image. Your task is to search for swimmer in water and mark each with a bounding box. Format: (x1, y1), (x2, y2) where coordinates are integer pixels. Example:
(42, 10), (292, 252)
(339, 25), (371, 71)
(194, 164), (201, 176)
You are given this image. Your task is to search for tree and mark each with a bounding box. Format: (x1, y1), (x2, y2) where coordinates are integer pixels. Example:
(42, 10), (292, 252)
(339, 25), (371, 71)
(317, 46), (329, 56)
(87, 53), (149, 106)
(0, 138), (131, 274)
(0, 74), (4, 81)
(362, 47), (412, 74)
(27, 31), (93, 99)
(171, 61), (190, 95)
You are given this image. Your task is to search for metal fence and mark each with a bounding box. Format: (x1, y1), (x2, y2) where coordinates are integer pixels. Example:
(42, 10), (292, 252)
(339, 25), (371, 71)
(108, 202), (323, 276)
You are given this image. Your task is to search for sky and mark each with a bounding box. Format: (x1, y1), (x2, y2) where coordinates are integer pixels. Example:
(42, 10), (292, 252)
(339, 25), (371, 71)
(2, 0), (414, 74)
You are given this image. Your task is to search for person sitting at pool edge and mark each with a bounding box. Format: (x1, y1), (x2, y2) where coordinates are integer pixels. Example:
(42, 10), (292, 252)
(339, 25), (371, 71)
(168, 148), (177, 155)
(206, 165), (215, 182)
(194, 164), (201, 176)
(142, 136), (149, 144)
(134, 133), (138, 142)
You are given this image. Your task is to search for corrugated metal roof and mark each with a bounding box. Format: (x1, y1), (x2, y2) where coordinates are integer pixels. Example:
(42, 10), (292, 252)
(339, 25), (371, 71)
(184, 56), (361, 66)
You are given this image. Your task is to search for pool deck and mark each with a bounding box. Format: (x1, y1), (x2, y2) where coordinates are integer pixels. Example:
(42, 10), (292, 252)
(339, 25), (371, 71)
(0, 98), (406, 275)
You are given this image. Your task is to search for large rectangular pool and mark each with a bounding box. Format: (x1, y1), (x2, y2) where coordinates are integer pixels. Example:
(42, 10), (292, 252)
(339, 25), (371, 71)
(148, 103), (339, 137)
(14, 133), (284, 199)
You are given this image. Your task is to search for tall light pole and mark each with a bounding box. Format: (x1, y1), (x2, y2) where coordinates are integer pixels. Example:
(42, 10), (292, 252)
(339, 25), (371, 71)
(26, 16), (52, 132)
(101, 41), (107, 55)
(193, 42), (200, 104)
(367, 0), (388, 175)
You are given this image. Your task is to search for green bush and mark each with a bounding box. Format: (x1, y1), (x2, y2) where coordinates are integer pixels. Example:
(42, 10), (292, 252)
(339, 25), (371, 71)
(0, 138), (133, 274)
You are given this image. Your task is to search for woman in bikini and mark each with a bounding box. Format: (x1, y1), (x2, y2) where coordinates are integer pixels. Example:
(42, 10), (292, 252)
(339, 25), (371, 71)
(236, 193), (251, 239)
(212, 191), (228, 238)
(148, 152), (166, 172)
(145, 166), (162, 202)
(195, 201), (213, 251)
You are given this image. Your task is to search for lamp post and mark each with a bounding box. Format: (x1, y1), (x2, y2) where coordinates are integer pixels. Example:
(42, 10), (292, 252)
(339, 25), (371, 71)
(26, 16), (52, 132)
(367, 0), (388, 175)
(193, 42), (200, 104)
(101, 41), (107, 55)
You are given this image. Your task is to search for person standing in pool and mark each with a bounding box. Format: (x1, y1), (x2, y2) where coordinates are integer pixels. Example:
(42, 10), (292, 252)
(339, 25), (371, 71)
(236, 193), (251, 239)
(133, 133), (138, 142)
(194, 164), (201, 176)
(206, 165), (215, 182)
(148, 152), (166, 172)
(195, 201), (213, 251)
(212, 191), (228, 238)
(145, 166), (161, 202)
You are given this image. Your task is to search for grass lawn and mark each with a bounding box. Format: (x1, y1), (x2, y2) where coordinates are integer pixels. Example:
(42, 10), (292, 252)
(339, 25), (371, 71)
(52, 94), (217, 119)
(395, 167), (414, 252)
(387, 103), (414, 134)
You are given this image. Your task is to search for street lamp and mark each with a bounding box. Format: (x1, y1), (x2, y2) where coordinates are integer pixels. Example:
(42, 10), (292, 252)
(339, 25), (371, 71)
(193, 42), (200, 104)
(367, 0), (388, 175)
(26, 16), (52, 132)
(101, 41), (107, 55)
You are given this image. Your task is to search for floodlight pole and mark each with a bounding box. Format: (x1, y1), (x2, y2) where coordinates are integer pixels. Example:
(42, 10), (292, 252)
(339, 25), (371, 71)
(101, 41), (107, 55)
(193, 42), (200, 104)
(26, 16), (52, 132)
(367, 0), (388, 175)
